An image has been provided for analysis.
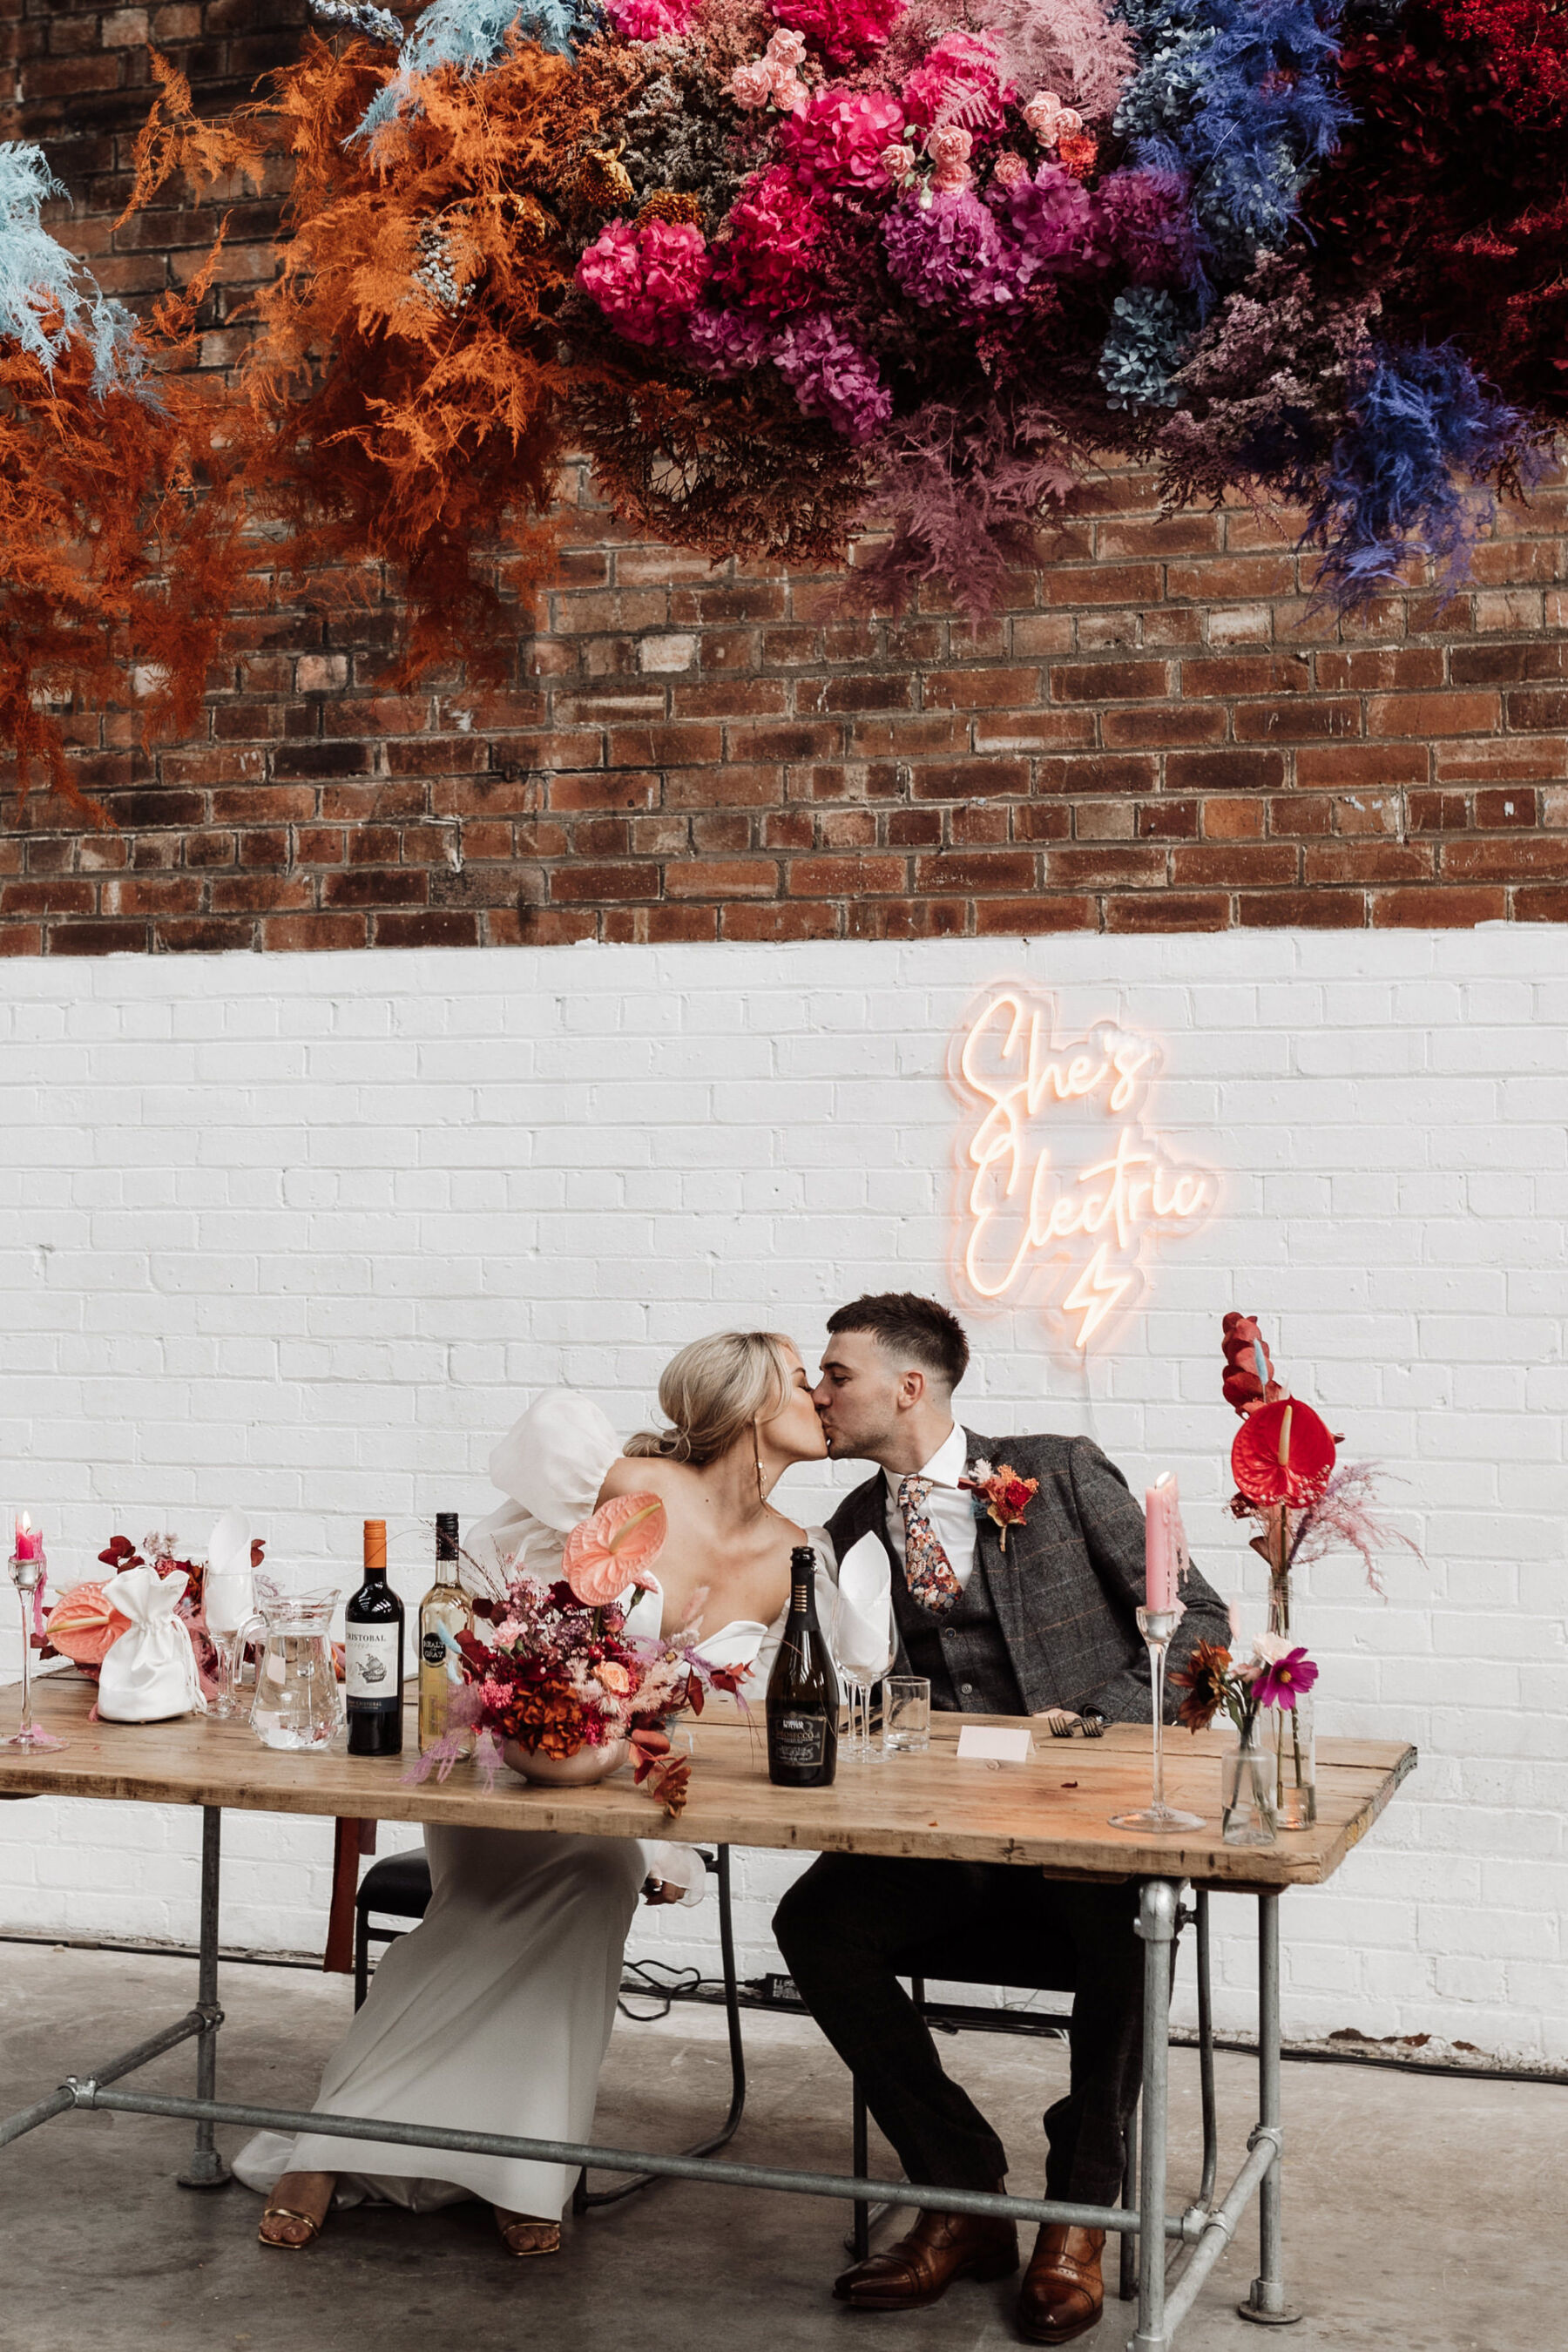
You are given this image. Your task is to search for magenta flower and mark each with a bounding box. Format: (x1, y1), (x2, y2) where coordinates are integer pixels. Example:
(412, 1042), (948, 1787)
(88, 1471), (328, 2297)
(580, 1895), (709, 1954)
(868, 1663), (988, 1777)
(712, 166), (825, 316)
(779, 91), (908, 194)
(770, 0), (906, 66)
(604, 0), (696, 37)
(576, 218), (710, 348)
(902, 31), (1010, 136)
(1253, 1646), (1319, 1712)
(771, 313), (893, 443)
(882, 186), (1023, 313)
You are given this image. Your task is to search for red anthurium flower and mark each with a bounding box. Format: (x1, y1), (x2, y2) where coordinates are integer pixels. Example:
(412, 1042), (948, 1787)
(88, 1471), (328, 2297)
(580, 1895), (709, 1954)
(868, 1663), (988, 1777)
(1220, 1313), (1284, 1416)
(1231, 1397), (1337, 1507)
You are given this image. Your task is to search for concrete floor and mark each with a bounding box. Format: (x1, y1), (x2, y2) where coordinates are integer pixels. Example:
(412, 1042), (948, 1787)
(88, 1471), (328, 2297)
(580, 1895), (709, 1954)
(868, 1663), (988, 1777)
(0, 1942), (1561, 2352)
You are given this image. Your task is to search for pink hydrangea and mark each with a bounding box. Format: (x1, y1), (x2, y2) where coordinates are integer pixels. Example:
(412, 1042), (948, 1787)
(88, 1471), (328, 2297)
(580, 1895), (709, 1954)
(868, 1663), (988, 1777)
(605, 0), (698, 38)
(1002, 160), (1112, 282)
(902, 31), (1009, 136)
(927, 124), (973, 193)
(576, 217), (711, 348)
(770, 0), (906, 68)
(711, 166), (825, 316)
(771, 312), (893, 443)
(683, 302), (774, 377)
(882, 186), (1022, 312)
(778, 91), (908, 193)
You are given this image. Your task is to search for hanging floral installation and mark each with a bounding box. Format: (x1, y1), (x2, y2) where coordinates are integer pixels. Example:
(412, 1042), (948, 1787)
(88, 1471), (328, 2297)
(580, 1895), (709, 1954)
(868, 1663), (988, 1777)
(3, 0), (1568, 777)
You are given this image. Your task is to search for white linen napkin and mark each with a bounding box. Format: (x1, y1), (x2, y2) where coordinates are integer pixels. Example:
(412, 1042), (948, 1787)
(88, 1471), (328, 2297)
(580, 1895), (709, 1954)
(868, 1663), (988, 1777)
(204, 1508), (254, 1638)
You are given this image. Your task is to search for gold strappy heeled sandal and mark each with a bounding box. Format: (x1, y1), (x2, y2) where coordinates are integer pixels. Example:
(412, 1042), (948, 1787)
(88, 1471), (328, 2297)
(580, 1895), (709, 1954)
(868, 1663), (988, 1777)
(497, 2213), (561, 2258)
(259, 2204), (325, 2250)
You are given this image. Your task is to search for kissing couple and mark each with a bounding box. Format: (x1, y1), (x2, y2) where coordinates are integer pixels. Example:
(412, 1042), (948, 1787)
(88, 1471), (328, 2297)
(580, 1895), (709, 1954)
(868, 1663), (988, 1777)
(237, 1292), (1226, 2345)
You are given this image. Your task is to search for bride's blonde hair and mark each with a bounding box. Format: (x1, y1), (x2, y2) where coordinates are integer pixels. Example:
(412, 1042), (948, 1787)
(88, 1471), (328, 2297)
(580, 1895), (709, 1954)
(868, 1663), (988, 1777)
(625, 1331), (796, 1470)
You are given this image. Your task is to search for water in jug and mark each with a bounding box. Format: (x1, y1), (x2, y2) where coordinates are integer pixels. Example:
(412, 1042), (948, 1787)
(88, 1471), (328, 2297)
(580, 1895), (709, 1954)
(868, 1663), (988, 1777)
(229, 1582), (343, 1751)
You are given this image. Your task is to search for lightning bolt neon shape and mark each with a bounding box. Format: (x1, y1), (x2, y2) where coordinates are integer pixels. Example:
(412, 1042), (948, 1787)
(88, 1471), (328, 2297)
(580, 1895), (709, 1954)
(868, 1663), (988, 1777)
(1060, 1243), (1135, 1349)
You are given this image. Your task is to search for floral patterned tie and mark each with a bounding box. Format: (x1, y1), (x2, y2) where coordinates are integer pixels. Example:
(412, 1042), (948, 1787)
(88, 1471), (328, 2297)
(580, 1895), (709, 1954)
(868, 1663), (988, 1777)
(897, 1475), (963, 1618)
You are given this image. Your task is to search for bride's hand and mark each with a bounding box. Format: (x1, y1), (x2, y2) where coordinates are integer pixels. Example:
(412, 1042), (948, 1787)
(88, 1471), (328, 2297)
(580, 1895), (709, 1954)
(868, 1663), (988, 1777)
(641, 1876), (685, 1906)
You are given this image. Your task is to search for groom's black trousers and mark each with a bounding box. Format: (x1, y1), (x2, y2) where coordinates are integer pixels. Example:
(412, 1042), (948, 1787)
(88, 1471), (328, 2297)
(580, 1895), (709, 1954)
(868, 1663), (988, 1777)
(774, 1855), (1146, 2208)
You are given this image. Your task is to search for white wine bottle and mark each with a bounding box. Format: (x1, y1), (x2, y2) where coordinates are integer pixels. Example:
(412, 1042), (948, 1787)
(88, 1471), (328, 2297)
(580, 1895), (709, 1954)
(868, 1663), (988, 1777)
(766, 1545), (839, 1788)
(418, 1511), (473, 1757)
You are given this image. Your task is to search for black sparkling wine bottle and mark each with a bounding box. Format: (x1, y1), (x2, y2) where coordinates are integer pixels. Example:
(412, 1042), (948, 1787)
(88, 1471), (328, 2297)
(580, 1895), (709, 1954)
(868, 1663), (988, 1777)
(766, 1545), (839, 1788)
(345, 1517), (404, 1756)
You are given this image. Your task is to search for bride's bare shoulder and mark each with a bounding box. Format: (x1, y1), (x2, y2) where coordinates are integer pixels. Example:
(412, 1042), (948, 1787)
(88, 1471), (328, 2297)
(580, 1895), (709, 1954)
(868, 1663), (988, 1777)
(597, 1454), (693, 1504)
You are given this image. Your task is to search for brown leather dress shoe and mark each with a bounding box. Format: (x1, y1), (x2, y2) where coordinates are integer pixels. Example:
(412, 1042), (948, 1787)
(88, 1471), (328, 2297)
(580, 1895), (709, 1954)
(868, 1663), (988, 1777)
(833, 2196), (1019, 2311)
(1017, 2224), (1105, 2344)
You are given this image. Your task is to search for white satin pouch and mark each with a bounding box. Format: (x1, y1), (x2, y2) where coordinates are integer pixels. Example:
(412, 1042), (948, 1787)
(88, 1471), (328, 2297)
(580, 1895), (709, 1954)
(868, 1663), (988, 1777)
(97, 1565), (206, 1722)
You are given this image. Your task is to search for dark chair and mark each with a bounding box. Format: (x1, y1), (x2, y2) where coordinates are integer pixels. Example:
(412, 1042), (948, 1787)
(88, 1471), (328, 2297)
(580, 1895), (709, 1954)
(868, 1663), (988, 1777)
(352, 1840), (748, 2207)
(846, 1886), (1218, 2303)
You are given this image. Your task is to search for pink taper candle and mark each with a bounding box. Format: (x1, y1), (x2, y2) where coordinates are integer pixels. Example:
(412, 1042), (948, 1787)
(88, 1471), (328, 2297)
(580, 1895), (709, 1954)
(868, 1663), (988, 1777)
(13, 1514), (42, 1563)
(1145, 1475), (1178, 1614)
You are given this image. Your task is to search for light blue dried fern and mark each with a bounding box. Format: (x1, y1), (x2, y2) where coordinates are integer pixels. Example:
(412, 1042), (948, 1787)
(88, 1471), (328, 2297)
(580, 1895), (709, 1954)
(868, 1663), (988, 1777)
(355, 0), (604, 139)
(0, 140), (146, 395)
(1099, 287), (1195, 409)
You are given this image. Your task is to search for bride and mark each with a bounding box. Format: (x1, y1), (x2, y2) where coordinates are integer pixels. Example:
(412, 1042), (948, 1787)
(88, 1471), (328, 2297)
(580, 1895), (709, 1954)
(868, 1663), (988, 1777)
(237, 1329), (832, 2255)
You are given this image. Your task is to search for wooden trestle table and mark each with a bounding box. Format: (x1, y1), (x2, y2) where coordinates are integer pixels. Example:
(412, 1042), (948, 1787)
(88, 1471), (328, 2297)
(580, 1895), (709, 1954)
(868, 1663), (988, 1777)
(0, 1673), (1415, 2352)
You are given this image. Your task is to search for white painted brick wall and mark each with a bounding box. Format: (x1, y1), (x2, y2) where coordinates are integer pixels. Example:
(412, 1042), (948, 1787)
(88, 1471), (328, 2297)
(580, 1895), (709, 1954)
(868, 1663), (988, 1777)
(1, 932), (1563, 2063)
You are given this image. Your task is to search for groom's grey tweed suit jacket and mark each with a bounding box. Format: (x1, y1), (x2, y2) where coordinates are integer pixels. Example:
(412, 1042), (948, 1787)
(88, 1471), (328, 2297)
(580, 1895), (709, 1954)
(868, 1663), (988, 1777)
(825, 1428), (1229, 1724)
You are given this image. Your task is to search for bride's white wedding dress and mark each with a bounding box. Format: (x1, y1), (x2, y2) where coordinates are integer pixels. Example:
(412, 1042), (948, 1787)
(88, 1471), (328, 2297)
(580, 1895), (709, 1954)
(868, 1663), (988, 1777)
(233, 1392), (833, 2221)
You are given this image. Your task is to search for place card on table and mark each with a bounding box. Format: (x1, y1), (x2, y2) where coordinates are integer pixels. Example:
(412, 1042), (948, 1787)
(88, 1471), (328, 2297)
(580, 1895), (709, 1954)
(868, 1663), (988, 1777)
(956, 1725), (1034, 1765)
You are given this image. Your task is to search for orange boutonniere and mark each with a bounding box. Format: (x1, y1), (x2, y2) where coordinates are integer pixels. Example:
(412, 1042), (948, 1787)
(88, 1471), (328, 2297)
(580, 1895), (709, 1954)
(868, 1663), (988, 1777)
(960, 1458), (1039, 1555)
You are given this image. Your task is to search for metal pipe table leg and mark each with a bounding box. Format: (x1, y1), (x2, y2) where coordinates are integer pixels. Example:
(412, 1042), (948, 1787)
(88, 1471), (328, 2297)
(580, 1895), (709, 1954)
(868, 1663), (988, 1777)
(177, 1807), (231, 2190)
(1236, 1889), (1299, 2326)
(1130, 1876), (1179, 2352)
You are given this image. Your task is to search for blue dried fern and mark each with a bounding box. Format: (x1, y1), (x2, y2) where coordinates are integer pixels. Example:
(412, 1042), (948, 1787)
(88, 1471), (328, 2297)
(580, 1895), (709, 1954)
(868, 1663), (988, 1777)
(0, 140), (145, 395)
(355, 0), (604, 138)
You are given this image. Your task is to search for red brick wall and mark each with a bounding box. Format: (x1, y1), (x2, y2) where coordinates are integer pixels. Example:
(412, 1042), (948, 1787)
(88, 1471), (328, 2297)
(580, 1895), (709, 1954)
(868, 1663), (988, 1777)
(5, 0), (1567, 952)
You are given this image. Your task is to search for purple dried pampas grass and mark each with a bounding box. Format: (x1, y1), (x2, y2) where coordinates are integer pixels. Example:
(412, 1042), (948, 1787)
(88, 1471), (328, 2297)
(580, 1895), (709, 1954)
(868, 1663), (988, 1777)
(1286, 1461), (1425, 1596)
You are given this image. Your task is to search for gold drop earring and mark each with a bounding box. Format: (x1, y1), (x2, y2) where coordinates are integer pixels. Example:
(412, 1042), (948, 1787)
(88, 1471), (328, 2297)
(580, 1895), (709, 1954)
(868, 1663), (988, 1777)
(754, 1423), (767, 1507)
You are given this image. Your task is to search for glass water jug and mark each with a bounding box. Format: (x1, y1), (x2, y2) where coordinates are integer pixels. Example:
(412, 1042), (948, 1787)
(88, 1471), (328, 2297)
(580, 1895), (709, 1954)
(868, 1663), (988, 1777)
(228, 1582), (343, 1751)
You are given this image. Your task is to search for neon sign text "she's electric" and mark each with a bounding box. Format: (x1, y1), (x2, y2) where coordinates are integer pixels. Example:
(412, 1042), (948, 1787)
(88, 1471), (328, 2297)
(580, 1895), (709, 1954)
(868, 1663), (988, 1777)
(950, 987), (1214, 1348)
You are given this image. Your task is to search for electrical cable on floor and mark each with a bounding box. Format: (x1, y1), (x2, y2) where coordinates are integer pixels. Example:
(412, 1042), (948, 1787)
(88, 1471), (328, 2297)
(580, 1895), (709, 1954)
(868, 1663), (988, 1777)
(616, 1958), (703, 2021)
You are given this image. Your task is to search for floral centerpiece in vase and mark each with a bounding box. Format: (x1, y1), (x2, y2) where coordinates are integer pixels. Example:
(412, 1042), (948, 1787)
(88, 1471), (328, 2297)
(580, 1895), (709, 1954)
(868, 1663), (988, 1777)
(1219, 1315), (1422, 1828)
(416, 1492), (747, 1816)
(1173, 1632), (1319, 1848)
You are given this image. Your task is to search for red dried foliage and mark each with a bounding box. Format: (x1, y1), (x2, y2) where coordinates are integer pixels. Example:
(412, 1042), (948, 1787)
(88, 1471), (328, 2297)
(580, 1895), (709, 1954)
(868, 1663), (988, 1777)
(0, 258), (244, 820)
(1303, 0), (1568, 418)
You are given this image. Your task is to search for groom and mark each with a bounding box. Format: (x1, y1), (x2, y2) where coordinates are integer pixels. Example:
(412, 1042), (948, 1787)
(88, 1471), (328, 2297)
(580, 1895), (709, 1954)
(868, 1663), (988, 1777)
(774, 1293), (1228, 2344)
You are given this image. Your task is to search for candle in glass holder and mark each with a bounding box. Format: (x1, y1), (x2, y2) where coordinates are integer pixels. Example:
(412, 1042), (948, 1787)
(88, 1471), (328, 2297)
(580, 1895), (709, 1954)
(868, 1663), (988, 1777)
(13, 1514), (43, 1563)
(1145, 1475), (1178, 1614)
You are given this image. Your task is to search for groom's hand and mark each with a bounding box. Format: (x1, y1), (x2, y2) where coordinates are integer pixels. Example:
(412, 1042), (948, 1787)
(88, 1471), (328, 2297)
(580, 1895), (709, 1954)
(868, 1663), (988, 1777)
(641, 1876), (685, 1906)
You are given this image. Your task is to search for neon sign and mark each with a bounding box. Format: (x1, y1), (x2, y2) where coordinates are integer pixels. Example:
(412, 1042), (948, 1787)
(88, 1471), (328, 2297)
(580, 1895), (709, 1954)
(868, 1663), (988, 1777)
(950, 985), (1216, 1350)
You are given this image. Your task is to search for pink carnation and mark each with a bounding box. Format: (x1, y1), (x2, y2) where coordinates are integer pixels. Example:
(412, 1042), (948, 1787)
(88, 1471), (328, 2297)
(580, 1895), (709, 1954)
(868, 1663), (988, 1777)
(990, 149), (1028, 191)
(779, 91), (908, 193)
(927, 123), (973, 193)
(765, 27), (808, 68)
(605, 0), (698, 37)
(712, 166), (825, 316)
(576, 217), (711, 348)
(882, 141), (917, 183)
(729, 60), (773, 107)
(771, 0), (906, 67)
(1023, 90), (1084, 145)
(902, 31), (1009, 135)
(770, 313), (892, 443)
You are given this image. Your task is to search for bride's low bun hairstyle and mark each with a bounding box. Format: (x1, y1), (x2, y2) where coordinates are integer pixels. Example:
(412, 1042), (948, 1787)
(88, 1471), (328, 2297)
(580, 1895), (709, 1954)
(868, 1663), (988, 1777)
(625, 1331), (795, 1470)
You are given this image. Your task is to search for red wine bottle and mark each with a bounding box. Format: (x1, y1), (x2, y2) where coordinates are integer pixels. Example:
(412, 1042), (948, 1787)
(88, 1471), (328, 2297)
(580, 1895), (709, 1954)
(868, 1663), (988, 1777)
(346, 1518), (404, 1756)
(766, 1546), (839, 1788)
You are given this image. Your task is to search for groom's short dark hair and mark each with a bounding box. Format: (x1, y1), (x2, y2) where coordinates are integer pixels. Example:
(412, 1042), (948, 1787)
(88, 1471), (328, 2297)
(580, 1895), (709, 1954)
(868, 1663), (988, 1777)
(826, 1294), (970, 1390)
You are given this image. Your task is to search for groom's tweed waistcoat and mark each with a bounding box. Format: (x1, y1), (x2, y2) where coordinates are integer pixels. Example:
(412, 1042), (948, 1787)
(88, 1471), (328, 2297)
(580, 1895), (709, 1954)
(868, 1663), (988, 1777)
(889, 1550), (1024, 1716)
(826, 1427), (1229, 1723)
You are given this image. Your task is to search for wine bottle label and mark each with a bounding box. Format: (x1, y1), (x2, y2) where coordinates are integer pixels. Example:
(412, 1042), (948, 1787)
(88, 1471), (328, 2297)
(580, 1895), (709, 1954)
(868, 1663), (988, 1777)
(769, 1708), (827, 1769)
(345, 1625), (400, 1701)
(420, 1630), (446, 1667)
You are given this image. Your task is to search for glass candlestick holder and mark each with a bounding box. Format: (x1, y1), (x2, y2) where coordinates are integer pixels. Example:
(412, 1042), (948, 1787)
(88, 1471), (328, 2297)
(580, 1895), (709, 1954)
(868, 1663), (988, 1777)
(1108, 1603), (1203, 1833)
(6, 1546), (66, 1753)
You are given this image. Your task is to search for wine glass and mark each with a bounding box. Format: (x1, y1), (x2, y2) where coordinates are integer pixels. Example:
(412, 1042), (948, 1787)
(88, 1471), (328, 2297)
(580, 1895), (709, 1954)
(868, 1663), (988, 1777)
(833, 1594), (895, 1765)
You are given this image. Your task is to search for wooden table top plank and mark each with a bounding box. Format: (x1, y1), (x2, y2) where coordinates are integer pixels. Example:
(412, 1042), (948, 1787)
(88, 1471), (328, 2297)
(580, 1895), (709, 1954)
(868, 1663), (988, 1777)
(0, 1675), (1415, 1889)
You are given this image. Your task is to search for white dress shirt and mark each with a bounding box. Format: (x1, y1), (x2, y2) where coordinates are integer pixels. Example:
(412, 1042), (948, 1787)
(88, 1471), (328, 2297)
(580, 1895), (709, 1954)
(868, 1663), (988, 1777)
(882, 1422), (978, 1592)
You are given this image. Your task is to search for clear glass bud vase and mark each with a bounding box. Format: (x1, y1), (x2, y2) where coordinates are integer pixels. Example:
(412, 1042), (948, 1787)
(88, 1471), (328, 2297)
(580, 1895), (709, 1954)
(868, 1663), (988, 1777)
(1221, 1721), (1277, 1847)
(1269, 1693), (1316, 1830)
